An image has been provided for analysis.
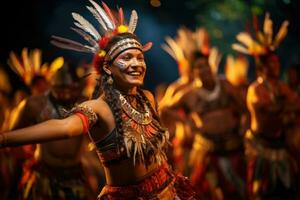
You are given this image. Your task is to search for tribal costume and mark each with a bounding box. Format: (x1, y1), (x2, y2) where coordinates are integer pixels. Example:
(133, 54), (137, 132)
(51, 1), (200, 199)
(161, 27), (246, 200)
(233, 12), (299, 199)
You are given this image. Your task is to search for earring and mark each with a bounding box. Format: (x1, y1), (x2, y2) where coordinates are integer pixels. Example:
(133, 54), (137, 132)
(107, 75), (113, 85)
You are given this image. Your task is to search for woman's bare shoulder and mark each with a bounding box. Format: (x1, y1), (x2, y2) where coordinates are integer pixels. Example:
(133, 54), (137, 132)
(141, 89), (155, 102)
(77, 97), (111, 116)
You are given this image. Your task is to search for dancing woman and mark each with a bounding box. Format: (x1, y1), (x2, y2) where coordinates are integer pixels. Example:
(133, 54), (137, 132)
(0, 1), (199, 199)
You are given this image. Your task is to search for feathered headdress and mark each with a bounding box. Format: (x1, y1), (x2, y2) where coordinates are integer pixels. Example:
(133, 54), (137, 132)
(225, 55), (249, 86)
(51, 0), (152, 74)
(7, 48), (64, 86)
(193, 28), (222, 74)
(162, 27), (221, 75)
(232, 12), (289, 56)
(161, 28), (191, 76)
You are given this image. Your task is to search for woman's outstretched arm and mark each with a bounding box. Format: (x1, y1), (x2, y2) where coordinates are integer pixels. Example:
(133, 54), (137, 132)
(0, 115), (84, 148)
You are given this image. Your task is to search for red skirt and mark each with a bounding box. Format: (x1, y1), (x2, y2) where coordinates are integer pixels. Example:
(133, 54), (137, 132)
(98, 163), (200, 200)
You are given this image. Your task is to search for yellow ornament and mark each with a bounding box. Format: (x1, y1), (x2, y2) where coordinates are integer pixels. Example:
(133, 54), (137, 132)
(98, 50), (106, 57)
(117, 25), (129, 33)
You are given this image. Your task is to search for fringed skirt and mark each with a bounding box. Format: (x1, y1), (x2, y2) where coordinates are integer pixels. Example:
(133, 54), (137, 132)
(98, 163), (200, 200)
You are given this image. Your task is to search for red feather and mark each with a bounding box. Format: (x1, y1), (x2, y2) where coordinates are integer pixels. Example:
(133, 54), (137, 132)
(99, 37), (109, 49)
(101, 1), (117, 26)
(253, 15), (260, 33)
(142, 42), (153, 52)
(93, 55), (104, 74)
(118, 7), (124, 25)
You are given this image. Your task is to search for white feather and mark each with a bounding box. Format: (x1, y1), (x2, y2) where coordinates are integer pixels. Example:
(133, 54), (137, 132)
(86, 6), (107, 32)
(88, 0), (114, 30)
(51, 36), (96, 53)
(72, 12), (100, 40)
(71, 27), (99, 48)
(128, 10), (138, 33)
(161, 44), (177, 61)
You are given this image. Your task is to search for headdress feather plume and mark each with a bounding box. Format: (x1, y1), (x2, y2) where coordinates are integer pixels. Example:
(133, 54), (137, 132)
(162, 36), (189, 75)
(128, 10), (138, 33)
(273, 20), (289, 49)
(32, 49), (42, 73)
(7, 48), (64, 86)
(232, 12), (289, 56)
(51, 35), (97, 53)
(88, 0), (114, 30)
(51, 1), (151, 74)
(225, 55), (249, 86)
(263, 13), (273, 45)
(101, 1), (117, 26)
(118, 7), (124, 25)
(208, 47), (222, 74)
(86, 6), (107, 32)
(72, 12), (101, 40)
(70, 27), (99, 47)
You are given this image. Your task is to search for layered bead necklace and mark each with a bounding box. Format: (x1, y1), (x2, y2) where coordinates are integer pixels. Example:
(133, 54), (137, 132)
(116, 90), (169, 165)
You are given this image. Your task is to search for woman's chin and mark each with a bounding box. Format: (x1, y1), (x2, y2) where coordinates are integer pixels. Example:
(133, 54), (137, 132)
(126, 78), (144, 86)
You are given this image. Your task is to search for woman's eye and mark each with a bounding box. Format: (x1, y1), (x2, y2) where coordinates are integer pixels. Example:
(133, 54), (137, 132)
(137, 56), (144, 61)
(122, 55), (131, 60)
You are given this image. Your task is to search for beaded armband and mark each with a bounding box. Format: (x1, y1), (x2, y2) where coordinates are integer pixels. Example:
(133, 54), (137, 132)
(68, 105), (98, 134)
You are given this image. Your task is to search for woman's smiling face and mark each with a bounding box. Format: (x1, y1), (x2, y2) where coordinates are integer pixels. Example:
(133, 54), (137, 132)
(110, 48), (146, 89)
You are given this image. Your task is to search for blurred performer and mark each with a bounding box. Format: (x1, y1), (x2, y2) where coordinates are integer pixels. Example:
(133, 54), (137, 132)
(1, 49), (64, 200)
(162, 28), (247, 200)
(0, 67), (12, 128)
(286, 64), (300, 97)
(225, 55), (249, 100)
(159, 28), (195, 173)
(8, 60), (99, 200)
(7, 48), (62, 97)
(225, 55), (250, 136)
(233, 12), (300, 200)
(0, 66), (13, 200)
(285, 63), (300, 199)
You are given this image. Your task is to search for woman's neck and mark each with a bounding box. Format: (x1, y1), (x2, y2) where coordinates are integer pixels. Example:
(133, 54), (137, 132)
(116, 85), (138, 96)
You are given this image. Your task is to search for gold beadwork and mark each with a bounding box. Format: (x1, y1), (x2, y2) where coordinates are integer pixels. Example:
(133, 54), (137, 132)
(116, 90), (169, 165)
(68, 104), (98, 128)
(118, 92), (152, 125)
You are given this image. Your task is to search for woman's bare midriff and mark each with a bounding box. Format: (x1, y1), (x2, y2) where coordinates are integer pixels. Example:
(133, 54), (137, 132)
(103, 158), (161, 186)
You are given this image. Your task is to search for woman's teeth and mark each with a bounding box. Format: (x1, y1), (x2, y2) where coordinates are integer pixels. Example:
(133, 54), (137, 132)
(128, 71), (141, 76)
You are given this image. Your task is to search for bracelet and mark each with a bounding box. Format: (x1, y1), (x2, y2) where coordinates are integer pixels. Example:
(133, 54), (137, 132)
(0, 133), (6, 148)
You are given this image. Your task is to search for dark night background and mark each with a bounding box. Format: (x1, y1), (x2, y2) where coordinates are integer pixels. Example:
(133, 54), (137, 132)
(1, 0), (300, 92)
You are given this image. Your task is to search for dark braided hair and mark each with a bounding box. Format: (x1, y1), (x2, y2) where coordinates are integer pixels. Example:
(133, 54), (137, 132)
(90, 32), (169, 149)
(101, 74), (124, 146)
(137, 88), (165, 131)
(91, 33), (141, 148)
(91, 77), (102, 99)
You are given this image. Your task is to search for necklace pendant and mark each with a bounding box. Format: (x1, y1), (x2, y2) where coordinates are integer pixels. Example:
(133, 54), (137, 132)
(118, 91), (152, 125)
